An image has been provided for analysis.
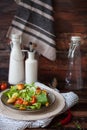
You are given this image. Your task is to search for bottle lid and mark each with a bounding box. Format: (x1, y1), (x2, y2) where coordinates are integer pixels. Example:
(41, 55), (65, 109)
(71, 36), (81, 41)
(28, 51), (35, 60)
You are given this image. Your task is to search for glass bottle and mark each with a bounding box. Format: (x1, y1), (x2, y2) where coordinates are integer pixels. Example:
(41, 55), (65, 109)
(25, 51), (38, 84)
(8, 34), (25, 84)
(65, 36), (83, 90)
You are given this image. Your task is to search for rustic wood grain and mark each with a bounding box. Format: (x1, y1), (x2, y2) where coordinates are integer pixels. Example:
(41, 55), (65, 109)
(1, 0), (87, 87)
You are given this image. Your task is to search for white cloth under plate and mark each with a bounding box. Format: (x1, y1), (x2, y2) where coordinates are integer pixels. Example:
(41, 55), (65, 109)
(0, 82), (79, 130)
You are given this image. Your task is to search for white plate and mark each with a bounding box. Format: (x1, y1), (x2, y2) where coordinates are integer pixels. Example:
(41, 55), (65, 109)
(1, 89), (55, 113)
(0, 82), (65, 120)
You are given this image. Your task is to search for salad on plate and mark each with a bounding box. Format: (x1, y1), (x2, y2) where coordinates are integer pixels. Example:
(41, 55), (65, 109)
(2, 83), (52, 111)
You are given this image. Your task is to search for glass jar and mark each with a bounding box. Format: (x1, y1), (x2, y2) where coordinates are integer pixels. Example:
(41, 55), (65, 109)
(65, 36), (83, 90)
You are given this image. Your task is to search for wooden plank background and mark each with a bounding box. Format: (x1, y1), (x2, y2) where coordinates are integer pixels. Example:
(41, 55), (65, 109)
(0, 0), (87, 89)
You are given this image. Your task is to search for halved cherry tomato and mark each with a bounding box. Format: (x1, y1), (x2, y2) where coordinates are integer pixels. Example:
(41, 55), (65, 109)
(30, 96), (36, 104)
(15, 98), (23, 105)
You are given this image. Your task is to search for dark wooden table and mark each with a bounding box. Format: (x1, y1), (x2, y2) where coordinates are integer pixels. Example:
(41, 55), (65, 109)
(0, 69), (87, 130)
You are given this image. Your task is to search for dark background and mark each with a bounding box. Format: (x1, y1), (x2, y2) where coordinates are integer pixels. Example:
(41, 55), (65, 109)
(0, 0), (87, 89)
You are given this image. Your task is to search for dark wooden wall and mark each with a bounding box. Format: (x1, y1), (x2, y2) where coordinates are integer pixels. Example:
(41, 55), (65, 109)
(0, 0), (87, 89)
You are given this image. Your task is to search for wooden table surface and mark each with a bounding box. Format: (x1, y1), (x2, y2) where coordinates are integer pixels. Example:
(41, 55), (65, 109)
(25, 88), (87, 130)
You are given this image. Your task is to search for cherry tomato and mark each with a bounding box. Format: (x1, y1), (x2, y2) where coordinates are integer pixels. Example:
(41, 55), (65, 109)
(15, 98), (23, 105)
(30, 96), (36, 104)
(0, 82), (7, 90)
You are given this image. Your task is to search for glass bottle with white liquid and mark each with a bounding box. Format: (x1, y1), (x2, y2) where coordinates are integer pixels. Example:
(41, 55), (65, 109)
(8, 34), (25, 84)
(25, 51), (38, 84)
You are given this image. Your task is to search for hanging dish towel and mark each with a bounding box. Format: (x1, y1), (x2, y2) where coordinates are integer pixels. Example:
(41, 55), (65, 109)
(7, 0), (56, 61)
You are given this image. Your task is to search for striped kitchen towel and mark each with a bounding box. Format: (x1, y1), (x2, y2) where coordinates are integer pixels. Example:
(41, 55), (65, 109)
(7, 0), (56, 61)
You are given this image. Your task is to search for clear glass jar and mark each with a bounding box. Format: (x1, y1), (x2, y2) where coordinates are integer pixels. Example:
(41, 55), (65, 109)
(65, 36), (83, 90)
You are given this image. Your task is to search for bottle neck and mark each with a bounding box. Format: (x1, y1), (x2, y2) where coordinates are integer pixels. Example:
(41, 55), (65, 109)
(68, 40), (80, 58)
(11, 34), (22, 51)
(28, 52), (35, 60)
(12, 40), (21, 50)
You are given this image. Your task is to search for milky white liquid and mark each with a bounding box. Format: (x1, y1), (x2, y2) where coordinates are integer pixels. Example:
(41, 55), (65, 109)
(8, 57), (24, 84)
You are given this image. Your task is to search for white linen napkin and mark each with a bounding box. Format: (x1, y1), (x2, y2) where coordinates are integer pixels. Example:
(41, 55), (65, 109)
(7, 0), (56, 61)
(0, 82), (79, 130)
